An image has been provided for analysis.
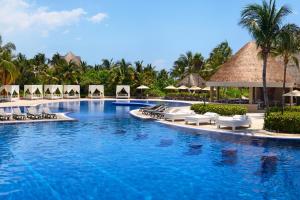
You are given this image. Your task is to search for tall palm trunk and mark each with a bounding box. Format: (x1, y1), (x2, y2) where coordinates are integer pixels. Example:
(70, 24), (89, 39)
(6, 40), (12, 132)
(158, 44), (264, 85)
(281, 58), (288, 114)
(262, 52), (269, 111)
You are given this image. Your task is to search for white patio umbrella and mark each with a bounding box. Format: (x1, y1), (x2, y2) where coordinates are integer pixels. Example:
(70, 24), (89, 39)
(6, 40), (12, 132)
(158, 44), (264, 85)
(189, 86), (202, 91)
(165, 85), (177, 90)
(178, 85), (189, 90)
(137, 85), (149, 90)
(201, 87), (211, 91)
(137, 85), (149, 98)
(283, 90), (300, 97)
(283, 90), (300, 106)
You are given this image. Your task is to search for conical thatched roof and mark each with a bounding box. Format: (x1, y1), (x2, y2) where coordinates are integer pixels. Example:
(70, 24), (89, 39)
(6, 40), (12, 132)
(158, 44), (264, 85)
(207, 42), (295, 88)
(63, 52), (81, 66)
(286, 53), (300, 87)
(178, 73), (206, 87)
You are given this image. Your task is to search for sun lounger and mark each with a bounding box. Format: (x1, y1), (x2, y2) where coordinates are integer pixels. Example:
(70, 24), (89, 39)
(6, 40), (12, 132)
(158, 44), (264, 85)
(26, 107), (43, 119)
(185, 112), (219, 126)
(152, 108), (180, 119)
(216, 115), (252, 131)
(42, 107), (57, 119)
(12, 107), (27, 120)
(147, 106), (168, 117)
(164, 109), (196, 122)
(0, 108), (11, 120)
(140, 105), (162, 114)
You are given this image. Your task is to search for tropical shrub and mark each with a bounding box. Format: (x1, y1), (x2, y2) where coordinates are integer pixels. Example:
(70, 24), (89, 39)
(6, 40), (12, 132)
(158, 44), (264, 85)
(264, 112), (300, 133)
(191, 104), (247, 116)
(269, 106), (300, 113)
(165, 92), (208, 101)
(147, 88), (165, 97)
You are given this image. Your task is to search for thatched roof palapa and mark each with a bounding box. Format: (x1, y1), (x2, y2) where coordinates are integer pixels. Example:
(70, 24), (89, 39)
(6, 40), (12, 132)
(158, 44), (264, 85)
(62, 52), (81, 66)
(207, 42), (295, 88)
(178, 73), (206, 87)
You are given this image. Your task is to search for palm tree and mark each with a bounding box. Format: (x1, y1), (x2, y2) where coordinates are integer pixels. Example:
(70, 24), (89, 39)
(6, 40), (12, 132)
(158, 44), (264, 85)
(101, 59), (114, 70)
(274, 24), (300, 112)
(171, 51), (204, 80)
(0, 35), (16, 54)
(203, 41), (232, 79)
(61, 61), (81, 84)
(0, 51), (19, 84)
(239, 0), (291, 110)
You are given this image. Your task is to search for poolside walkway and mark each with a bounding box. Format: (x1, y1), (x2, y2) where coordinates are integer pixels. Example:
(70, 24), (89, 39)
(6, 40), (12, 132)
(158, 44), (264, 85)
(0, 113), (76, 125)
(130, 109), (300, 140)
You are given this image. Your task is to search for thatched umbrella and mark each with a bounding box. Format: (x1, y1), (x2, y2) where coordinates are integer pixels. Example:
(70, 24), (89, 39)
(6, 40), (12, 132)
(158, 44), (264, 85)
(165, 85), (177, 90)
(283, 90), (300, 106)
(283, 90), (300, 97)
(189, 86), (202, 91)
(178, 85), (189, 91)
(137, 85), (149, 98)
(178, 73), (206, 87)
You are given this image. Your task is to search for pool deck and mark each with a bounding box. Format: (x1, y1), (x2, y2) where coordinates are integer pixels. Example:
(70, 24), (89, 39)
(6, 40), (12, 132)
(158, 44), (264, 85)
(130, 109), (300, 140)
(0, 112), (76, 125)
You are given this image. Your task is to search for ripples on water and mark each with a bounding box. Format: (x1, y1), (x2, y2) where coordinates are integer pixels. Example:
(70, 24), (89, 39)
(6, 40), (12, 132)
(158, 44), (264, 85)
(0, 101), (299, 199)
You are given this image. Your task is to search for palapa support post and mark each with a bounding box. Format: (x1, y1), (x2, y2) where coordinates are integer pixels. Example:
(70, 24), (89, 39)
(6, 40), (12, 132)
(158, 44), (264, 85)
(210, 87), (214, 102)
(216, 87), (220, 101)
(249, 87), (254, 104)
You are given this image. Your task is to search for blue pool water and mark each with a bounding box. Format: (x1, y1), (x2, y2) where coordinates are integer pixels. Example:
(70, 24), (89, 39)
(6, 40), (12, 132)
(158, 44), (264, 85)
(0, 100), (300, 200)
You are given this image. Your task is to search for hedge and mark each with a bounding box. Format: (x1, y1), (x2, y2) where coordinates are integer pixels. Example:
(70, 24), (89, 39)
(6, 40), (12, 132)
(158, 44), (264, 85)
(264, 112), (300, 133)
(165, 92), (208, 101)
(191, 104), (247, 116)
(269, 106), (300, 113)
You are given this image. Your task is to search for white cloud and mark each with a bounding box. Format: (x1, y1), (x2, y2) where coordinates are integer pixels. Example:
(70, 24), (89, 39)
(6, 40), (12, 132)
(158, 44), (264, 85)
(88, 12), (108, 23)
(0, 0), (86, 35)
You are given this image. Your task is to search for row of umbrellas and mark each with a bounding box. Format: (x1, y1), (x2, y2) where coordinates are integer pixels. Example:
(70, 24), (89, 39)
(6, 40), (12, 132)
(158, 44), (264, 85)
(165, 85), (210, 91)
(137, 85), (210, 91)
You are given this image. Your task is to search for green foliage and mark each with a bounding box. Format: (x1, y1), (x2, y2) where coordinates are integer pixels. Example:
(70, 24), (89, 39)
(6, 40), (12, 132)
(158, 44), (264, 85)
(191, 104), (247, 116)
(201, 41), (232, 79)
(166, 92), (208, 101)
(147, 88), (165, 97)
(171, 51), (205, 80)
(219, 88), (249, 99)
(264, 112), (300, 133)
(269, 106), (300, 113)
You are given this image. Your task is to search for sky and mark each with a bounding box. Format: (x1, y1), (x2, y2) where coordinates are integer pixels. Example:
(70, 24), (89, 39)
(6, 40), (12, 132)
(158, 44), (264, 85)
(0, 0), (299, 70)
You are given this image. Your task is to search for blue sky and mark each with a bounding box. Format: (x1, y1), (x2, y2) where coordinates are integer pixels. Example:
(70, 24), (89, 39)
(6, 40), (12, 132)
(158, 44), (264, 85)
(1, 0), (299, 70)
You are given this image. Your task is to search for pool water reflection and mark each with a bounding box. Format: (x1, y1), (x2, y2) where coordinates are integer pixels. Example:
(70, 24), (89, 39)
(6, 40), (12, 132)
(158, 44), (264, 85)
(0, 100), (299, 200)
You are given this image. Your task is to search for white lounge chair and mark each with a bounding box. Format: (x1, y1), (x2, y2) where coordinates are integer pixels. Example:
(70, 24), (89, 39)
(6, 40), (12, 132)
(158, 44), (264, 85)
(0, 108), (11, 120)
(164, 109), (195, 122)
(26, 107), (43, 119)
(185, 112), (219, 126)
(12, 107), (27, 120)
(216, 115), (252, 131)
(42, 107), (57, 119)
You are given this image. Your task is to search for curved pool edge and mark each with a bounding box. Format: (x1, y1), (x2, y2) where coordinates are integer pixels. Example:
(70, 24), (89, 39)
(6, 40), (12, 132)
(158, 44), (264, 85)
(130, 109), (300, 141)
(0, 112), (77, 125)
(0, 98), (196, 108)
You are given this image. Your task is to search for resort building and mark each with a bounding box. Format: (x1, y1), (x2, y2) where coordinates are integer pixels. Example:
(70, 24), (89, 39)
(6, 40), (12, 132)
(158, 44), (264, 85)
(63, 85), (80, 99)
(44, 85), (63, 99)
(24, 85), (43, 100)
(0, 85), (19, 101)
(207, 42), (295, 105)
(88, 85), (104, 98)
(116, 85), (130, 99)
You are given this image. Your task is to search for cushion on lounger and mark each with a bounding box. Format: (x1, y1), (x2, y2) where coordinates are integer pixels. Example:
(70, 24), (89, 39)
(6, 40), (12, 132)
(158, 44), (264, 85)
(233, 115), (247, 120)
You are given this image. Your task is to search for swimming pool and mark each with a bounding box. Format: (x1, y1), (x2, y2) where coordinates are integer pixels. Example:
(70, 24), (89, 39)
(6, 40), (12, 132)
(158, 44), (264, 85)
(0, 100), (299, 199)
